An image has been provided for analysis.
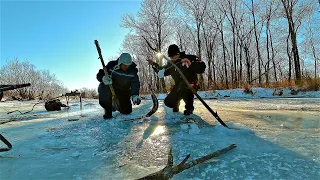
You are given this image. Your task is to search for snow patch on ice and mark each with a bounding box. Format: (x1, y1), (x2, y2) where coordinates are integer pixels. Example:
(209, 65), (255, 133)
(226, 122), (252, 131)
(142, 87), (319, 100)
(179, 123), (201, 135)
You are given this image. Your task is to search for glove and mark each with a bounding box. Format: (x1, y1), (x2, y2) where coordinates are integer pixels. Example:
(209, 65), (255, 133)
(96, 69), (105, 82)
(102, 75), (112, 85)
(181, 58), (191, 68)
(157, 68), (165, 78)
(131, 95), (141, 105)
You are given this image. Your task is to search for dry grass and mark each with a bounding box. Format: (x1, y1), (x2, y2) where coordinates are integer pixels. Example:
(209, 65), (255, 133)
(229, 78), (319, 91)
(305, 77), (320, 91)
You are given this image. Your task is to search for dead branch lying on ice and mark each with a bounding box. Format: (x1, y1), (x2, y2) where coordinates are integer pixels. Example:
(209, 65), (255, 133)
(137, 144), (237, 180)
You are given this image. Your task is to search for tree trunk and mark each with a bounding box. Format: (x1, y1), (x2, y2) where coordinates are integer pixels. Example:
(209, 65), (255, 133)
(312, 44), (317, 79)
(197, 24), (205, 90)
(207, 60), (213, 88)
(265, 17), (271, 85)
(244, 46), (251, 84)
(212, 54), (217, 89)
(232, 29), (237, 87)
(270, 27), (277, 82)
(239, 41), (243, 84)
(286, 33), (292, 82)
(281, 0), (302, 83)
(308, 23), (318, 79)
(221, 27), (229, 89)
(290, 29), (302, 82)
(251, 0), (262, 85)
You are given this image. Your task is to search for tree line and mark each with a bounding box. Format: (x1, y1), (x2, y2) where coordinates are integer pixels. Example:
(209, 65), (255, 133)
(0, 58), (67, 100)
(120, 0), (319, 93)
(0, 58), (100, 100)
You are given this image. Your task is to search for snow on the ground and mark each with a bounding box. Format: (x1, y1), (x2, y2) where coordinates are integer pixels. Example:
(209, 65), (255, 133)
(142, 87), (320, 100)
(0, 96), (319, 180)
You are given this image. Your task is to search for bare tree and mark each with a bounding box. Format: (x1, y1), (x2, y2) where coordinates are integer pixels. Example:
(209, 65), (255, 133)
(202, 5), (220, 89)
(248, 0), (264, 85)
(218, 13), (230, 89)
(220, 0), (243, 87)
(178, 0), (210, 90)
(264, 0), (280, 85)
(122, 0), (176, 92)
(280, 0), (315, 83)
(303, 11), (320, 79)
(119, 0), (319, 91)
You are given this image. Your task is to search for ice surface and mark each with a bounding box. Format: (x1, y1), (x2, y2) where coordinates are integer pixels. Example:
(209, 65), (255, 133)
(0, 96), (319, 179)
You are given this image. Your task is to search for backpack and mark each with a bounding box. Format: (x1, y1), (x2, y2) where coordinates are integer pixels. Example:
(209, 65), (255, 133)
(45, 99), (67, 111)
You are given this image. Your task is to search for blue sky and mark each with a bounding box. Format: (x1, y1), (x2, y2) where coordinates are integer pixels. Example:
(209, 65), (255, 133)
(1, 0), (141, 90)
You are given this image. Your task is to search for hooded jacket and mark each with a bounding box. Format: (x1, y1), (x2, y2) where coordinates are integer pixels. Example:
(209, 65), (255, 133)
(96, 59), (140, 96)
(151, 51), (206, 89)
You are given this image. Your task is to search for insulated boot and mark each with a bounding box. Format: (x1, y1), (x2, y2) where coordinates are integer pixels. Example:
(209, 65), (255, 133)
(103, 109), (112, 119)
(183, 109), (194, 116)
(103, 114), (113, 119)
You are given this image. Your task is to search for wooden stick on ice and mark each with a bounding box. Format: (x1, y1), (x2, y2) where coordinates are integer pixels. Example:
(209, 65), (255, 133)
(137, 144), (237, 180)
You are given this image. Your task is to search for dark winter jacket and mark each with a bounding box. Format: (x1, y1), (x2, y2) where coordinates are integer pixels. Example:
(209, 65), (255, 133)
(151, 51), (206, 90)
(96, 59), (140, 96)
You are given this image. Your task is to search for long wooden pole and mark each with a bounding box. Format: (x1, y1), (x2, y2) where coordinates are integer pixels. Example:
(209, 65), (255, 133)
(94, 40), (121, 110)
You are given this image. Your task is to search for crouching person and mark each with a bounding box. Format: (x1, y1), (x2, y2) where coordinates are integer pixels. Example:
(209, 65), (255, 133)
(148, 44), (206, 115)
(96, 53), (141, 119)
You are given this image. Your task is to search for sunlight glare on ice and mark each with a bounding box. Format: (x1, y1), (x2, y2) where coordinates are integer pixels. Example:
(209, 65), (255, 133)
(151, 125), (166, 136)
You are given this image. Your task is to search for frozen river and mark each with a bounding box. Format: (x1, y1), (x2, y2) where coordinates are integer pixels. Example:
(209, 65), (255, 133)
(0, 98), (319, 179)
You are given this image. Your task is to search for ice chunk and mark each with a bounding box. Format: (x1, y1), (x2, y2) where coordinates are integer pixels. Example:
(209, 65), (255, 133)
(226, 122), (251, 131)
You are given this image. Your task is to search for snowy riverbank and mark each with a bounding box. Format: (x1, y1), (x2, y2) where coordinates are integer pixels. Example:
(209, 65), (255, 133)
(142, 87), (320, 100)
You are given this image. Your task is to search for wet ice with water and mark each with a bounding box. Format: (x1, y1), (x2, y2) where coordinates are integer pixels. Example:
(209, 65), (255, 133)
(0, 96), (319, 179)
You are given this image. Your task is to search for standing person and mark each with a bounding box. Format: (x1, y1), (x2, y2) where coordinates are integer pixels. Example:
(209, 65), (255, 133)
(147, 44), (206, 115)
(96, 53), (141, 119)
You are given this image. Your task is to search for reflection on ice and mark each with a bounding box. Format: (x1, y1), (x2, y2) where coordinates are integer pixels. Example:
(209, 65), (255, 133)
(151, 125), (166, 136)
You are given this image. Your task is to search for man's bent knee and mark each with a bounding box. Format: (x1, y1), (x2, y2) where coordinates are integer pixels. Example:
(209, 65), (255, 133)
(164, 97), (175, 108)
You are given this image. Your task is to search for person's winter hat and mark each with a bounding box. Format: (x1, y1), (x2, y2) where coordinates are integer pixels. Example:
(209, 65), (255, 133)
(114, 53), (133, 70)
(118, 53), (132, 66)
(168, 44), (180, 57)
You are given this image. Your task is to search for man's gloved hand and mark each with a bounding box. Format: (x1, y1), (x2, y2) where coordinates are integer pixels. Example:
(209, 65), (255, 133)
(157, 69), (165, 78)
(131, 95), (141, 105)
(181, 58), (191, 68)
(96, 69), (105, 82)
(102, 75), (112, 85)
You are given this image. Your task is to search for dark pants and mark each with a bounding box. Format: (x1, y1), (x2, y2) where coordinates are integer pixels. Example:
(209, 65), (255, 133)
(164, 85), (194, 111)
(98, 83), (132, 116)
